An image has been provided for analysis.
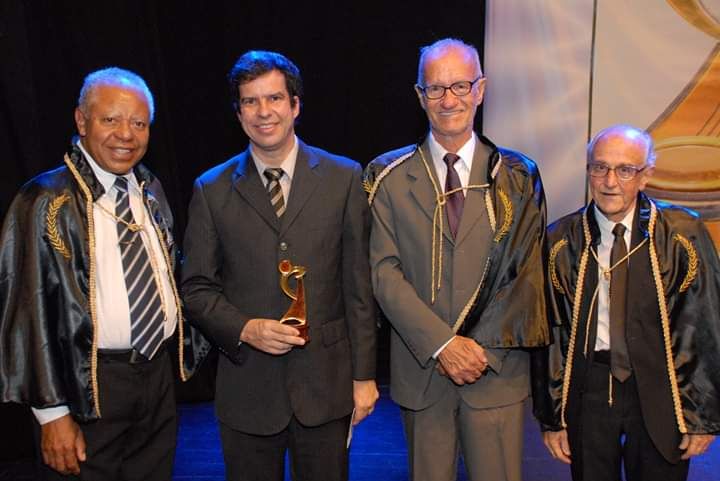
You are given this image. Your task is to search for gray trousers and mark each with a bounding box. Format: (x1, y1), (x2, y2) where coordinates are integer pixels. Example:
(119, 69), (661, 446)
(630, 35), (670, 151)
(401, 387), (525, 481)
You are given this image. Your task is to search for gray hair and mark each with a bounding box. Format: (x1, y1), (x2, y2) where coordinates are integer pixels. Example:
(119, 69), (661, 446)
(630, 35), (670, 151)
(417, 38), (483, 85)
(77, 67), (155, 122)
(587, 124), (656, 166)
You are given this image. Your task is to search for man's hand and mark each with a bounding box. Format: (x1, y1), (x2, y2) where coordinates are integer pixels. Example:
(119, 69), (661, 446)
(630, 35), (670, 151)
(436, 336), (488, 385)
(40, 414), (86, 475)
(679, 434), (715, 460)
(543, 429), (572, 464)
(240, 318), (306, 355)
(352, 380), (379, 426)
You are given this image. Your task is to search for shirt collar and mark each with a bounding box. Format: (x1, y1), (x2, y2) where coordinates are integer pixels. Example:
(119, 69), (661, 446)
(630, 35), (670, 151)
(593, 204), (634, 240)
(251, 135), (299, 182)
(76, 140), (139, 197)
(428, 132), (476, 173)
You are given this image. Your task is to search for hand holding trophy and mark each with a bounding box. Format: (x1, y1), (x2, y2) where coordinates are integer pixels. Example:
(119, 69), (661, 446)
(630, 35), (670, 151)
(278, 259), (309, 343)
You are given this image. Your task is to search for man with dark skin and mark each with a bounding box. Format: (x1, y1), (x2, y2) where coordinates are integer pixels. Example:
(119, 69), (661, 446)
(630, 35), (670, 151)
(0, 68), (203, 480)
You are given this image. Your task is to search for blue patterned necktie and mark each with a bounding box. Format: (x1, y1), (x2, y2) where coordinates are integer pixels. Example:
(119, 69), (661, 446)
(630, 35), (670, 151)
(114, 176), (165, 359)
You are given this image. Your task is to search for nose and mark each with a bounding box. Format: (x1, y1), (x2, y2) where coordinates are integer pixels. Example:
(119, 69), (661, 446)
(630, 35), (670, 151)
(114, 119), (134, 141)
(440, 90), (460, 109)
(257, 99), (271, 117)
(603, 168), (619, 187)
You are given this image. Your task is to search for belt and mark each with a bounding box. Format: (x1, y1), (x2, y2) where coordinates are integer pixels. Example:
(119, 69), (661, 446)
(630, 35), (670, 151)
(98, 339), (169, 364)
(593, 350), (611, 365)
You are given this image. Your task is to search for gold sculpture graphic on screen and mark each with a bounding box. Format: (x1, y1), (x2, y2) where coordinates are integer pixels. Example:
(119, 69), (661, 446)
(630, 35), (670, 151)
(647, 0), (720, 248)
(278, 259), (309, 342)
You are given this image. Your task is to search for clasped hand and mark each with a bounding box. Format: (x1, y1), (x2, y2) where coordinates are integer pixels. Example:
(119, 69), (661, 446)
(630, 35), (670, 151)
(436, 336), (488, 385)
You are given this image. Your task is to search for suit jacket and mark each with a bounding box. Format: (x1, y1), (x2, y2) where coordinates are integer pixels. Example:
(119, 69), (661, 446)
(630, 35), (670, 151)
(536, 195), (720, 462)
(181, 140), (376, 435)
(0, 142), (207, 422)
(365, 135), (548, 411)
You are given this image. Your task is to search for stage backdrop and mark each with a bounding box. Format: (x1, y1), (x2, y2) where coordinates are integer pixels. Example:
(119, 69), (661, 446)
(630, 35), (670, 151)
(484, 0), (720, 249)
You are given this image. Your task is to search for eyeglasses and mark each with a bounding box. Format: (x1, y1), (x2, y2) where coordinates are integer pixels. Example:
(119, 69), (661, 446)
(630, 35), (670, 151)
(416, 76), (483, 100)
(587, 162), (647, 181)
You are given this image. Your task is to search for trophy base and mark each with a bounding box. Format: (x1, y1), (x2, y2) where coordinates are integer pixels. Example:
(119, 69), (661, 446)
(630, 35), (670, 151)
(280, 318), (310, 343)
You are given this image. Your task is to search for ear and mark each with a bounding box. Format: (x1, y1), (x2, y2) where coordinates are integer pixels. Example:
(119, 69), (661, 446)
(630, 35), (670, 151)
(475, 78), (487, 106)
(414, 85), (427, 111)
(291, 96), (300, 119)
(74, 108), (87, 136)
(638, 165), (655, 191)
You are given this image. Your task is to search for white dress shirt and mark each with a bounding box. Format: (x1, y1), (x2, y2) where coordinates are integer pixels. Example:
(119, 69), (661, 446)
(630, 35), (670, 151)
(594, 205), (634, 351)
(33, 141), (178, 424)
(429, 132), (476, 196)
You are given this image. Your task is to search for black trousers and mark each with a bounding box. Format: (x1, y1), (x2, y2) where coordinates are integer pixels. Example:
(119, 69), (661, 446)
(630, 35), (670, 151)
(37, 349), (177, 481)
(219, 415), (351, 481)
(568, 360), (689, 481)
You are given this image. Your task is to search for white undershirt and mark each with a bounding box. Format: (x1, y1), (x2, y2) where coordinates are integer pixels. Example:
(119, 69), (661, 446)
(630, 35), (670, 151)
(33, 141), (178, 424)
(594, 205), (634, 351)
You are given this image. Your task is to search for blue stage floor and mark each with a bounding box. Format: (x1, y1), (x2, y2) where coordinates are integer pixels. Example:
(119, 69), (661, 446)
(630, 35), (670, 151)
(173, 386), (720, 481)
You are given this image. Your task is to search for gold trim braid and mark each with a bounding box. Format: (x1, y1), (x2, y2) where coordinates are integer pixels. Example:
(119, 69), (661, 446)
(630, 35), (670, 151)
(648, 203), (687, 433)
(675, 234), (698, 293)
(365, 151), (414, 206)
(46, 194), (71, 259)
(63, 154), (101, 418)
(560, 208), (591, 428)
(549, 239), (568, 294)
(416, 148), (490, 304)
(494, 189), (513, 243)
(452, 256), (491, 333)
(150, 219), (187, 381)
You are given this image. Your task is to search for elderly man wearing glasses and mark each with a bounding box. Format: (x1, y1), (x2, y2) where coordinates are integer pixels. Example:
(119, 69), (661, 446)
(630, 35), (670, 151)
(534, 124), (720, 481)
(364, 38), (549, 481)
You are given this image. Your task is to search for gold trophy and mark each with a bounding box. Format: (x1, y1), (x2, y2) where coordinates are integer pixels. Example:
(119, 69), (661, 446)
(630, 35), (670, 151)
(278, 259), (309, 342)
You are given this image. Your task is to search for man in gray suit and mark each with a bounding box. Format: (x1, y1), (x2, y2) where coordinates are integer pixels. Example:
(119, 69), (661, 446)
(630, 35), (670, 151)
(181, 50), (378, 481)
(364, 38), (549, 481)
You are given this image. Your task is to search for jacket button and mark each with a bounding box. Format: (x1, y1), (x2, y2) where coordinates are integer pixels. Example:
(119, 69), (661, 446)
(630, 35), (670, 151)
(279, 241), (288, 251)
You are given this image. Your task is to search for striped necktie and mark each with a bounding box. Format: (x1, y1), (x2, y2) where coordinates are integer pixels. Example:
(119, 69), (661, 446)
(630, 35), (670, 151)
(114, 176), (165, 359)
(264, 168), (286, 217)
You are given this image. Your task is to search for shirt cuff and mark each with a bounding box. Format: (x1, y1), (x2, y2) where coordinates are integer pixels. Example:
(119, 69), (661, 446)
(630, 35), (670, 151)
(432, 336), (456, 359)
(32, 405), (70, 425)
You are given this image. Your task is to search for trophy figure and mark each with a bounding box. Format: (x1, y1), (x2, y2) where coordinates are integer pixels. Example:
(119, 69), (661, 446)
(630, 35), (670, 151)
(278, 259), (309, 342)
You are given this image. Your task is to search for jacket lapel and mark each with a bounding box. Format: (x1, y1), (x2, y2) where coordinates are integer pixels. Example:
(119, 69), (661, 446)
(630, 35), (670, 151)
(455, 139), (490, 247)
(280, 140), (320, 235)
(232, 150), (281, 232)
(408, 142), (454, 243)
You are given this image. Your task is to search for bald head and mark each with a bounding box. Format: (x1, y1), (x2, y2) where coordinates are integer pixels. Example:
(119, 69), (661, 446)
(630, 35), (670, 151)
(588, 124), (656, 167)
(417, 38), (483, 85)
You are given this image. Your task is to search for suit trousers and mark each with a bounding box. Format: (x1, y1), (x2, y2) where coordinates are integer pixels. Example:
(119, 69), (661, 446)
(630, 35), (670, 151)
(37, 349), (177, 481)
(568, 360), (689, 481)
(219, 414), (351, 481)
(401, 386), (524, 481)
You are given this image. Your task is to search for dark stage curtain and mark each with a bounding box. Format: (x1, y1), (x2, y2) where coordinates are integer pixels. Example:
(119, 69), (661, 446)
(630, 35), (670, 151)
(0, 0), (485, 464)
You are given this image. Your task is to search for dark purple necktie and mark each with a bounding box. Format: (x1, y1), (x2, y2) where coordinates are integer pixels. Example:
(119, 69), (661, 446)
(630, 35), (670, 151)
(610, 223), (631, 382)
(444, 153), (464, 238)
